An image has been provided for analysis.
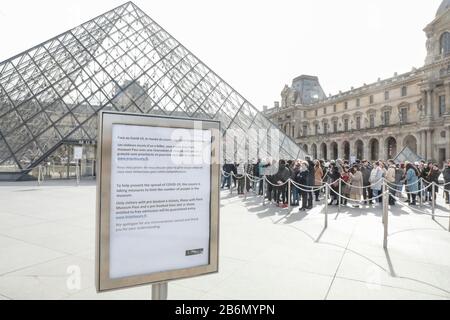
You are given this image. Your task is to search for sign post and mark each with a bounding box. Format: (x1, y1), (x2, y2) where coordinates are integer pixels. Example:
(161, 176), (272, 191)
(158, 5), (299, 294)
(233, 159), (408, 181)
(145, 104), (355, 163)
(74, 146), (83, 185)
(95, 111), (220, 294)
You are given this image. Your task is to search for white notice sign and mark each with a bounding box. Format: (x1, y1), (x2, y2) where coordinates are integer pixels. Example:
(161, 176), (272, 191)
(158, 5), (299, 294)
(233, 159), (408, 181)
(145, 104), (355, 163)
(74, 146), (83, 160)
(109, 124), (212, 279)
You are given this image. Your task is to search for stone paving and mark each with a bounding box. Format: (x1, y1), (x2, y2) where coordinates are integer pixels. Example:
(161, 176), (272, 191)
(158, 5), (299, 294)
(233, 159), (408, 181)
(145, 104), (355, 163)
(0, 179), (449, 300)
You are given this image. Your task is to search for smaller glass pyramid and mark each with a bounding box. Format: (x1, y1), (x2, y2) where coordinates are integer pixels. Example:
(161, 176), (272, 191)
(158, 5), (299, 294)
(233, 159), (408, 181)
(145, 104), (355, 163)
(394, 146), (423, 164)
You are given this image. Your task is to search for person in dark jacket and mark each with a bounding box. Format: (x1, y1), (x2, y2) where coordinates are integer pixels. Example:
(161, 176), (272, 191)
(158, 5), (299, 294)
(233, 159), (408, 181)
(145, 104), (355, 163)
(422, 162), (432, 201)
(291, 161), (301, 206)
(360, 160), (373, 205)
(253, 159), (261, 192)
(305, 156), (315, 209)
(443, 160), (450, 204)
(328, 164), (341, 205)
(232, 162), (238, 188)
(221, 160), (232, 189)
(285, 160), (294, 205)
(275, 160), (291, 208)
(426, 163), (441, 202)
(295, 161), (310, 211)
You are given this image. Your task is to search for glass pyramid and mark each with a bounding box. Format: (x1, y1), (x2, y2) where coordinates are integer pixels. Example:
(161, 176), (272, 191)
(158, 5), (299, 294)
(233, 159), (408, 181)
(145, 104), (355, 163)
(0, 2), (305, 178)
(394, 146), (423, 164)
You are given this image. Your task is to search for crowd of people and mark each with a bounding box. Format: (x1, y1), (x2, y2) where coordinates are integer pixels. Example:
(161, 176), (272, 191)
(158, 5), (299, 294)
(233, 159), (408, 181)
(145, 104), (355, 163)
(221, 158), (450, 211)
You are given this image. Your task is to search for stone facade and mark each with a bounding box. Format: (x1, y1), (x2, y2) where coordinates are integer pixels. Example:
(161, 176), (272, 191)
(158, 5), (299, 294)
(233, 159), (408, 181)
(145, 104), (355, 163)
(265, 1), (450, 166)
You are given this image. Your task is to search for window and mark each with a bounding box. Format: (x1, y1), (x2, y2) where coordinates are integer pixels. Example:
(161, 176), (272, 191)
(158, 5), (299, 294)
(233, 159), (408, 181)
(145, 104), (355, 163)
(400, 108), (408, 124)
(315, 109), (318, 117)
(439, 95), (446, 116)
(323, 107), (327, 115)
(344, 102), (348, 110)
(383, 111), (390, 126)
(303, 125), (308, 137)
(304, 111), (307, 118)
(315, 124), (319, 135)
(401, 86), (407, 97)
(344, 119), (349, 131)
(356, 98), (360, 107)
(356, 116), (361, 130)
(370, 114), (375, 128)
(324, 123), (328, 135)
(385, 91), (389, 101)
(441, 32), (450, 56)
(333, 105), (337, 112)
(333, 120), (338, 133)
(370, 95), (374, 104)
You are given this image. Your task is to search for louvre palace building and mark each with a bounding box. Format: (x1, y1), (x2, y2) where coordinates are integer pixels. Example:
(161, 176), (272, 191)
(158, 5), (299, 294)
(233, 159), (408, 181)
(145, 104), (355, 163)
(265, 0), (450, 167)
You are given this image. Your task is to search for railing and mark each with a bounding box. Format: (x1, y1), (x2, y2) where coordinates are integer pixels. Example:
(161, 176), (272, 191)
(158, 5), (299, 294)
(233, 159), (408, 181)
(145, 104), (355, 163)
(221, 170), (450, 249)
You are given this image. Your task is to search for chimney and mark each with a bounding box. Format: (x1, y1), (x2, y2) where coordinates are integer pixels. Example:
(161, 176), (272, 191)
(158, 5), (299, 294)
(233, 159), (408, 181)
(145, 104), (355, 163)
(263, 105), (268, 112)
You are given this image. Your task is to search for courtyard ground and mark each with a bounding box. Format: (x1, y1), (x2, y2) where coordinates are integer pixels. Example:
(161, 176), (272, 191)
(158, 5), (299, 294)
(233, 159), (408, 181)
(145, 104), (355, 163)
(0, 179), (449, 300)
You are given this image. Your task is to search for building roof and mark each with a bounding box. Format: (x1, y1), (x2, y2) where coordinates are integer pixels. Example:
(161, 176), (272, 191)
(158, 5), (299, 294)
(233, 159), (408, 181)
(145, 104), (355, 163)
(437, 0), (450, 17)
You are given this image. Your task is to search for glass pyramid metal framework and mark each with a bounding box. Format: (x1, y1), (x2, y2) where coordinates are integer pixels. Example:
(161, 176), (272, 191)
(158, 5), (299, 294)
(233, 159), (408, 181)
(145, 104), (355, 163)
(0, 2), (305, 179)
(394, 146), (423, 164)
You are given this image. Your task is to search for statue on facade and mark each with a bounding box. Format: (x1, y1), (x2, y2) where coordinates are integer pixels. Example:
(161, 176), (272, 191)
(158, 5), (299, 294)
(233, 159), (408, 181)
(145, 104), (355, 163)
(287, 87), (298, 106)
(281, 85), (290, 108)
(417, 100), (425, 117)
(426, 36), (434, 53)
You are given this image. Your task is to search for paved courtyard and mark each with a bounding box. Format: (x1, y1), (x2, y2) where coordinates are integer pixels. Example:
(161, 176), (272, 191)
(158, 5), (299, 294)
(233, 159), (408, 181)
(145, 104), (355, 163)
(0, 179), (449, 300)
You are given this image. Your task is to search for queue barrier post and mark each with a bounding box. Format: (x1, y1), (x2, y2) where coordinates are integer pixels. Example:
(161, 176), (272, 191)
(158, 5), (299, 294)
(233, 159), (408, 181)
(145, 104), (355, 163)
(324, 184), (329, 229)
(230, 174), (233, 195)
(244, 174), (247, 200)
(76, 163), (80, 186)
(287, 179), (291, 208)
(448, 208), (450, 232)
(38, 165), (42, 186)
(419, 180), (423, 208)
(383, 180), (388, 249)
(382, 181), (386, 225)
(338, 180), (342, 213)
(431, 182), (436, 221)
(262, 176), (266, 206)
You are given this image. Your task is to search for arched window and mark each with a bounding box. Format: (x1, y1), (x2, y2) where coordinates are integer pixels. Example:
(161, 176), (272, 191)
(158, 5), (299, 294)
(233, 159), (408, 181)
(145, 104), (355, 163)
(441, 32), (450, 56)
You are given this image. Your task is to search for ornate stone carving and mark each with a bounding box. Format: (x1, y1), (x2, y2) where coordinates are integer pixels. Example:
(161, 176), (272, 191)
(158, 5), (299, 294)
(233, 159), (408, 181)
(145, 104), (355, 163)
(281, 85), (298, 108)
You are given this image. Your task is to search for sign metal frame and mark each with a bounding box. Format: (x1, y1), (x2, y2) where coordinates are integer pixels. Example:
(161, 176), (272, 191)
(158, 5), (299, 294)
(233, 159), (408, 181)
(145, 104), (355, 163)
(95, 111), (220, 292)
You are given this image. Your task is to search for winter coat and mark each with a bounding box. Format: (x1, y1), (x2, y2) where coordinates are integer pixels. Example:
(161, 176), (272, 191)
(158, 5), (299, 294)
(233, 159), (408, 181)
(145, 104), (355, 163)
(294, 169), (309, 188)
(385, 166), (396, 184)
(253, 162), (260, 177)
(314, 166), (324, 186)
(341, 172), (351, 195)
(275, 164), (291, 184)
(307, 160), (315, 186)
(369, 166), (384, 191)
(329, 169), (341, 189)
(350, 171), (363, 197)
(236, 163), (245, 175)
(406, 168), (419, 193)
(427, 169), (440, 184)
(223, 163), (233, 173)
(395, 168), (404, 185)
(361, 165), (372, 186)
(444, 167), (450, 183)
(443, 167), (450, 191)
